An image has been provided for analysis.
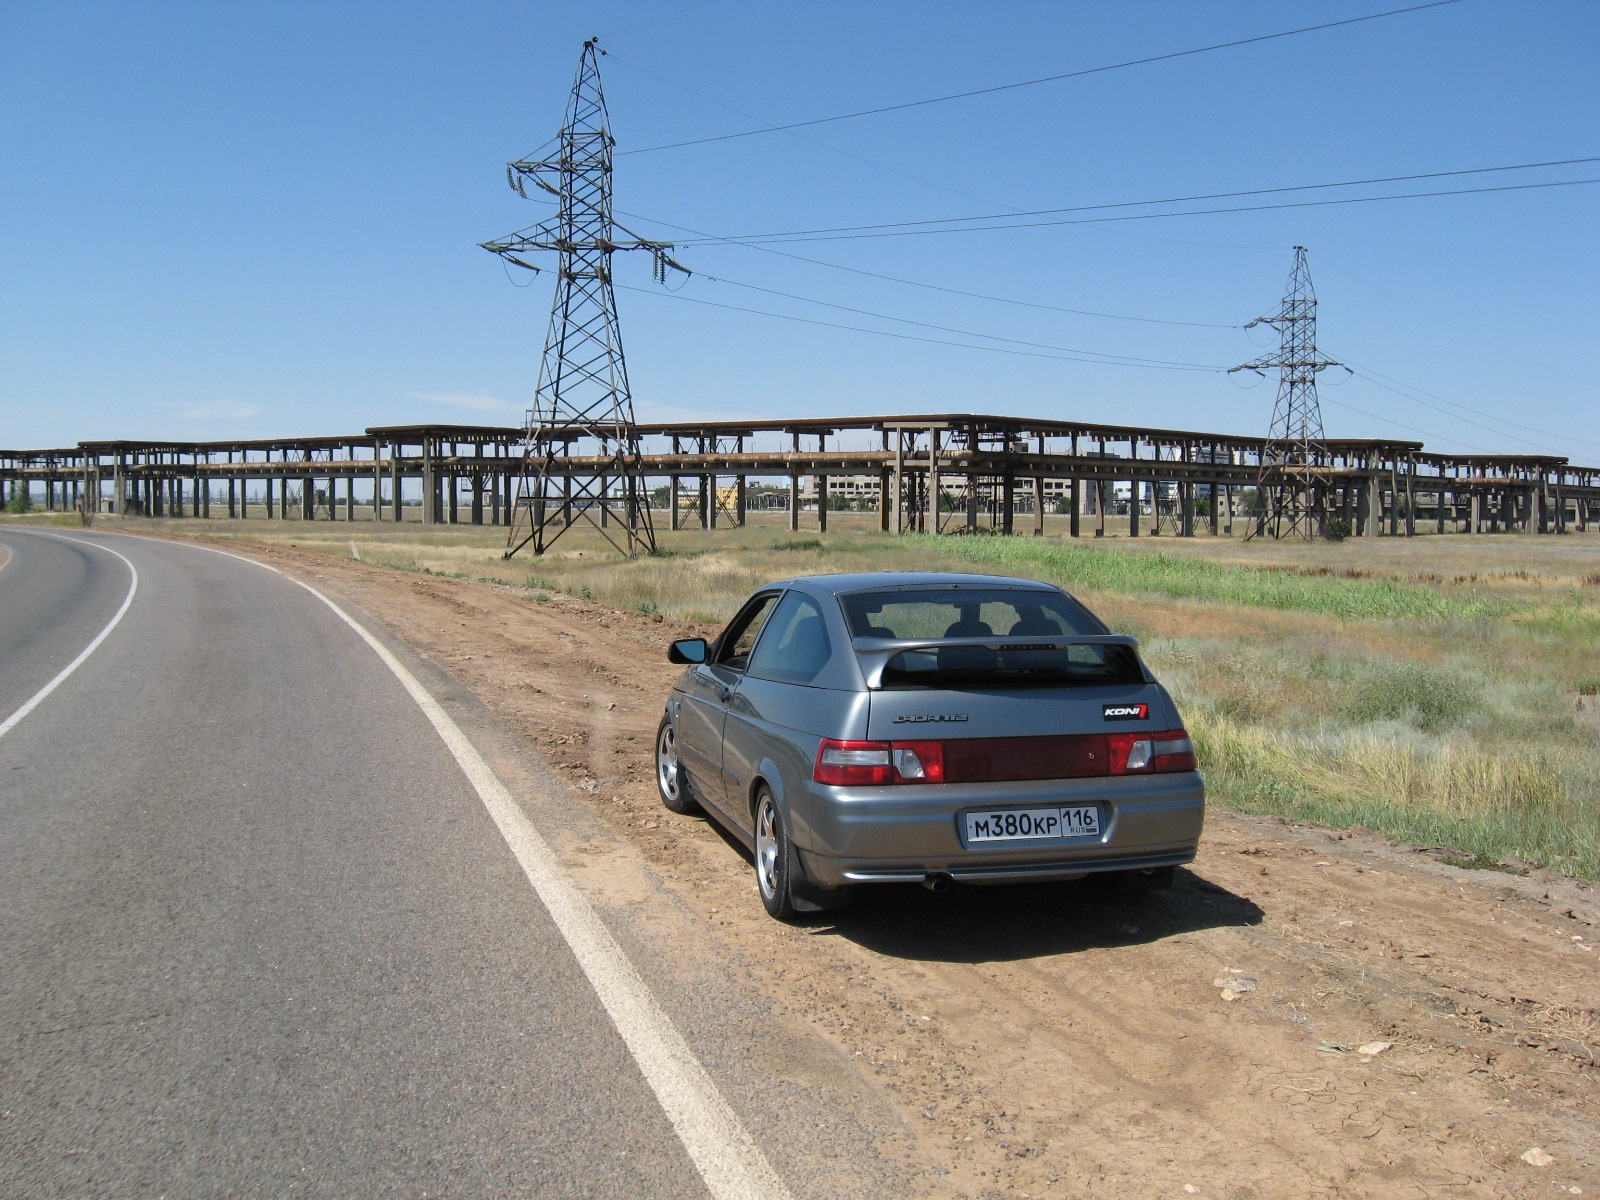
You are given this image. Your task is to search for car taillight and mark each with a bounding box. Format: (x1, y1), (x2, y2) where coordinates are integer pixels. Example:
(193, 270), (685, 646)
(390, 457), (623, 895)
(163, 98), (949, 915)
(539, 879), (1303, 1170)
(1107, 730), (1195, 774)
(814, 739), (945, 785)
(814, 740), (893, 785)
(891, 741), (945, 783)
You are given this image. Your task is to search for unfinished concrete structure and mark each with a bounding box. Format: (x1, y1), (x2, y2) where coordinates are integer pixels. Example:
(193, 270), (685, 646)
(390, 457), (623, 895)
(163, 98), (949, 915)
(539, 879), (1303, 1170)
(5, 414), (1598, 537)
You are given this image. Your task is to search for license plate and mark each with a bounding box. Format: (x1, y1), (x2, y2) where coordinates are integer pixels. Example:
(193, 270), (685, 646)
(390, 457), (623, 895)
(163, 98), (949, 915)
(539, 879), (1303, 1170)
(963, 805), (1100, 843)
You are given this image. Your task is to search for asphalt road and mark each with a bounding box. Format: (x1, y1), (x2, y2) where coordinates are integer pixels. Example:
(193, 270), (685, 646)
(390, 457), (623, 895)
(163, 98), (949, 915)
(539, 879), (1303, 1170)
(0, 529), (718, 1198)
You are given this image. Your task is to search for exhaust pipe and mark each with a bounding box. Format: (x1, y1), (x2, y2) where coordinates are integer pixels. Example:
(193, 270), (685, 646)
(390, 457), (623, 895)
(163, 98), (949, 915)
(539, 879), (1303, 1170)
(921, 872), (953, 894)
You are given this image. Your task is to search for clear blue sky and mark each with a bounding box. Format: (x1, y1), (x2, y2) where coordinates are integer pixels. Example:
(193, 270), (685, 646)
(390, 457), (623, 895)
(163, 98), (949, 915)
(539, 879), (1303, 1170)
(2, 1), (1595, 458)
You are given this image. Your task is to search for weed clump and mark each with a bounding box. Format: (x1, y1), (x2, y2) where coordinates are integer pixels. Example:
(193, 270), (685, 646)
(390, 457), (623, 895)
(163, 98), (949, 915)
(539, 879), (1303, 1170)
(1344, 661), (1481, 731)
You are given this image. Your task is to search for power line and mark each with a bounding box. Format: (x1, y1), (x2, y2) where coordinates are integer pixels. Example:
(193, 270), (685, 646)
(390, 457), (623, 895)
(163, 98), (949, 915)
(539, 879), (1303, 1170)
(599, 0), (721, 40)
(1311, 250), (1598, 388)
(1320, 394), (1497, 454)
(1344, 368), (1566, 455)
(623, 0), (1465, 155)
(605, 51), (1010, 212)
(670, 158), (1600, 245)
(668, 178), (1600, 246)
(616, 284), (1223, 371)
(608, 51), (1291, 253)
(619, 208), (1243, 328)
(694, 271), (1228, 367)
(1338, 358), (1600, 454)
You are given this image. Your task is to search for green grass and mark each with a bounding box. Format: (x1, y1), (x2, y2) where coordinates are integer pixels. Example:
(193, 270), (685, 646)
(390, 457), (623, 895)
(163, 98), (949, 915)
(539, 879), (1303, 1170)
(1189, 710), (1600, 877)
(920, 535), (1519, 623)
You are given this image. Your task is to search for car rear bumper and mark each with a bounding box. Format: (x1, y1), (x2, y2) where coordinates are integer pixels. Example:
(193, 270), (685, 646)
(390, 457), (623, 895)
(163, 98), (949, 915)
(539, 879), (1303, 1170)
(791, 770), (1205, 888)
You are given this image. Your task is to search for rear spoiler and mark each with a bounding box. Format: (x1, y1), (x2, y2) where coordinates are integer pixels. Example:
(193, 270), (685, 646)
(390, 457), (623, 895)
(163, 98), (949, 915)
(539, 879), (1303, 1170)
(849, 633), (1145, 689)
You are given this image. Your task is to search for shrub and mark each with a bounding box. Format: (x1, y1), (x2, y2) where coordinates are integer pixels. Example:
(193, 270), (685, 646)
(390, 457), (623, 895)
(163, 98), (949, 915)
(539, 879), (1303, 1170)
(1321, 516), (1352, 542)
(6, 487), (34, 514)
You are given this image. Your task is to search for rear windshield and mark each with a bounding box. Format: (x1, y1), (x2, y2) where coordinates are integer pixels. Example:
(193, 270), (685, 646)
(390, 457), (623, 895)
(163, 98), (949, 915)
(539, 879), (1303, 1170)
(879, 643), (1142, 689)
(840, 587), (1106, 641)
(840, 587), (1131, 690)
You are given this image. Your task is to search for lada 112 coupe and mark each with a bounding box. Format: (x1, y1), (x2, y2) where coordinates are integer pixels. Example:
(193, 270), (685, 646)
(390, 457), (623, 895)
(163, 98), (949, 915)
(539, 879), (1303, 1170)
(654, 572), (1204, 919)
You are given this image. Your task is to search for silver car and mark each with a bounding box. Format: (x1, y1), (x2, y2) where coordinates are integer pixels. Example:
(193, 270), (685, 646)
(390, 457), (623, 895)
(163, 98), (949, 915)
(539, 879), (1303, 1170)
(654, 571), (1204, 919)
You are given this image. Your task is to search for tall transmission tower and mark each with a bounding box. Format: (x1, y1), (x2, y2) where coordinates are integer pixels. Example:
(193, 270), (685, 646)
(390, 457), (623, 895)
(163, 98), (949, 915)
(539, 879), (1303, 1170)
(482, 39), (686, 559)
(1229, 246), (1345, 539)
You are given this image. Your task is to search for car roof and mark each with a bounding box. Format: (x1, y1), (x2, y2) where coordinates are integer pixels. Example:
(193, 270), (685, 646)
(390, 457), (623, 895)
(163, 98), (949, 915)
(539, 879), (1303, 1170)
(772, 571), (1062, 596)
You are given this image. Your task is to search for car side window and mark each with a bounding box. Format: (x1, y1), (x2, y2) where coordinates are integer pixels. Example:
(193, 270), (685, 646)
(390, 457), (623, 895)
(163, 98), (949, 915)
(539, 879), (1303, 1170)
(715, 592), (780, 672)
(747, 592), (833, 685)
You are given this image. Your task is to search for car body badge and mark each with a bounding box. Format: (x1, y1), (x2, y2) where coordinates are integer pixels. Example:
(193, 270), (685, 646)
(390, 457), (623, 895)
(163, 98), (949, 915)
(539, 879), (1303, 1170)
(1103, 703), (1149, 721)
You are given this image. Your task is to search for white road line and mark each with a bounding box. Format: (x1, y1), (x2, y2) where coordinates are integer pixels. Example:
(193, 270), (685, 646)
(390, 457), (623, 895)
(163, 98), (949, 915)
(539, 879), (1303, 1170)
(0, 534), (139, 742)
(111, 534), (792, 1200)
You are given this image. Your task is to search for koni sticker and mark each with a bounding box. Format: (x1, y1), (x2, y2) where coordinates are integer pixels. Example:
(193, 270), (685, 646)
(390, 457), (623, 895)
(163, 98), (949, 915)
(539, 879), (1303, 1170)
(1102, 703), (1149, 721)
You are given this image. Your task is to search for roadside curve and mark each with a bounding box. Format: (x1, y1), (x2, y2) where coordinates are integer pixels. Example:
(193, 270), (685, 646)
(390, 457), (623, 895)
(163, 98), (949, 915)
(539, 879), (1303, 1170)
(159, 534), (794, 1200)
(0, 530), (138, 741)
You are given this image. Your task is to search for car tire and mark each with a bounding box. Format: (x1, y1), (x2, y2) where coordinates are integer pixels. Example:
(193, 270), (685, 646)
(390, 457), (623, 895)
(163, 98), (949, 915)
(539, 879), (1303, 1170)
(655, 713), (698, 815)
(753, 787), (799, 920)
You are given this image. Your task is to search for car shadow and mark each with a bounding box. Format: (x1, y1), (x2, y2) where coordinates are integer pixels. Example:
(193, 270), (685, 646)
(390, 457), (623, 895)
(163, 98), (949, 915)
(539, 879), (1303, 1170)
(807, 870), (1263, 964)
(697, 810), (1261, 964)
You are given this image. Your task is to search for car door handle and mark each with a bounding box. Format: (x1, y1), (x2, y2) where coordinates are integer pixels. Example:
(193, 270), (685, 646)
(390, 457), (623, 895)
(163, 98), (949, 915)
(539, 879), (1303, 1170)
(716, 687), (733, 703)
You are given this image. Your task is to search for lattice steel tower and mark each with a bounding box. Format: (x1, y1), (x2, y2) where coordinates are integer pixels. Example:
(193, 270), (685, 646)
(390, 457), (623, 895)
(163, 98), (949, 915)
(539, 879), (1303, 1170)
(1229, 246), (1342, 539)
(483, 39), (684, 559)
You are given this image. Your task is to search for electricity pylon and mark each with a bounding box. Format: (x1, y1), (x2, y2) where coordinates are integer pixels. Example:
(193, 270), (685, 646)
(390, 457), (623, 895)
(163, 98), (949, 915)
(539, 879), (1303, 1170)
(1229, 246), (1345, 539)
(482, 39), (686, 559)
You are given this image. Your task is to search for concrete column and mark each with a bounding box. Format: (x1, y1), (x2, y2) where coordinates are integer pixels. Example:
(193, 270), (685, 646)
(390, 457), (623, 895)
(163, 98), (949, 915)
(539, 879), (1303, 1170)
(787, 468), (799, 532)
(1129, 480), (1140, 537)
(390, 452), (402, 522)
(1365, 474), (1381, 538)
(735, 475), (747, 527)
(891, 436), (904, 535)
(1001, 475), (1015, 535)
(1069, 478), (1080, 538)
(1035, 477), (1047, 537)
(817, 475), (828, 533)
(373, 443), (384, 522)
(421, 440), (436, 524)
(470, 473), (483, 525)
(926, 427), (940, 534)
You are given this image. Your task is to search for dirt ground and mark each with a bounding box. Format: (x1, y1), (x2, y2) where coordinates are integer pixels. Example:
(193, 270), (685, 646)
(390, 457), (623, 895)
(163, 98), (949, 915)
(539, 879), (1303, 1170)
(177, 534), (1598, 1198)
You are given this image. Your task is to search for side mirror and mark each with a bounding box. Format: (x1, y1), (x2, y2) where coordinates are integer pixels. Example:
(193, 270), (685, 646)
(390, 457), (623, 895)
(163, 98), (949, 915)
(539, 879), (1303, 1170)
(668, 638), (708, 665)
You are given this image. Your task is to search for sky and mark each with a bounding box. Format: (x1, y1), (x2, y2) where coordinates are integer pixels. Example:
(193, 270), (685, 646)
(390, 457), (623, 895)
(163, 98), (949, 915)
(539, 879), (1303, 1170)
(1, 0), (1596, 459)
